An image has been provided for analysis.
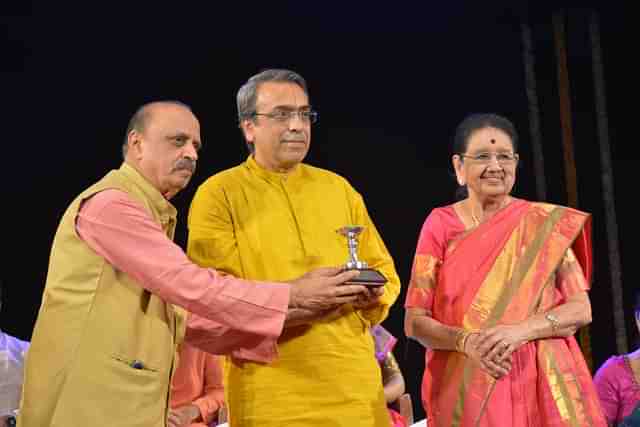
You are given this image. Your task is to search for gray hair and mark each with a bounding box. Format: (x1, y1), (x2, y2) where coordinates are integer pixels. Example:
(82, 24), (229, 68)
(236, 69), (309, 153)
(122, 100), (192, 159)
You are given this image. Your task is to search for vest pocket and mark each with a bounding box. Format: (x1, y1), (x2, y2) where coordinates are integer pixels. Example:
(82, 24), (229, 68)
(111, 354), (160, 375)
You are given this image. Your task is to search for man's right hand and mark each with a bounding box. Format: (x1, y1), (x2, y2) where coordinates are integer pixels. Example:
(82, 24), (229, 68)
(288, 267), (367, 311)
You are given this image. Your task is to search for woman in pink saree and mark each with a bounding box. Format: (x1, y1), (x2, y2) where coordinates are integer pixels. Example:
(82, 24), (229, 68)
(404, 114), (607, 427)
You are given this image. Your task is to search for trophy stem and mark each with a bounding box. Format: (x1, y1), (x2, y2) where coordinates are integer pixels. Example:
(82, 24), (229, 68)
(337, 225), (386, 286)
(346, 230), (367, 269)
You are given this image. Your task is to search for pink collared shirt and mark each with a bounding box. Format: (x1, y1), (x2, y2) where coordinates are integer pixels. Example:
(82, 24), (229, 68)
(76, 189), (290, 363)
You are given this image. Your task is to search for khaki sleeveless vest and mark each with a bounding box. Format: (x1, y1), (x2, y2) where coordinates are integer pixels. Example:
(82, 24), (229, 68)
(19, 163), (187, 427)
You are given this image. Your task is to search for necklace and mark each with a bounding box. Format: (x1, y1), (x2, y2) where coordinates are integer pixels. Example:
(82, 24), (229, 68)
(469, 197), (511, 227)
(470, 210), (481, 226)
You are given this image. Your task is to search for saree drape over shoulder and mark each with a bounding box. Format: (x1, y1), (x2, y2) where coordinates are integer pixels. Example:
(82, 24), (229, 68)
(405, 199), (607, 427)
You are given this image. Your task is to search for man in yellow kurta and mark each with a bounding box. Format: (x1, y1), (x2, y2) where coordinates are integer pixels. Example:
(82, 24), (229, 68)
(187, 69), (401, 426)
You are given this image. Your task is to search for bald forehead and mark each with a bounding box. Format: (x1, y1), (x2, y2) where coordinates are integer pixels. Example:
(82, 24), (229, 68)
(137, 101), (201, 150)
(144, 102), (196, 124)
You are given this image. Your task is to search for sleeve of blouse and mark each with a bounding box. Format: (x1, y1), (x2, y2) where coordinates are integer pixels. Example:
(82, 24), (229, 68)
(404, 209), (446, 311)
(555, 247), (591, 301)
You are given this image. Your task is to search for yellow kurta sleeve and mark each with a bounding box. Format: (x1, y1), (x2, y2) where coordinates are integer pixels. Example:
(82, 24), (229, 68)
(187, 178), (243, 277)
(349, 190), (401, 325)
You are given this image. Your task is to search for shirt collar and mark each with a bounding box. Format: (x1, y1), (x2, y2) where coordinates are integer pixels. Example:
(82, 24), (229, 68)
(245, 154), (303, 184)
(119, 163), (177, 218)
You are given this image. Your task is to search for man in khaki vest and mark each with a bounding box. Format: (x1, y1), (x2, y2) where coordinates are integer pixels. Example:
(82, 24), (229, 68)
(18, 101), (365, 427)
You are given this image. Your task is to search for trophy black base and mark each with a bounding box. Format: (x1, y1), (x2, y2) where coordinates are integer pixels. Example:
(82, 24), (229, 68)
(344, 268), (387, 287)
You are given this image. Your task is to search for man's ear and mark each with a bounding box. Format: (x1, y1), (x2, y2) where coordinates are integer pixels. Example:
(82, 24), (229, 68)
(240, 119), (255, 144)
(127, 130), (144, 160)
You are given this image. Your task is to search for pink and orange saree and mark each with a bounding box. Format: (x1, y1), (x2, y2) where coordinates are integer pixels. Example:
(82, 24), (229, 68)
(405, 199), (606, 427)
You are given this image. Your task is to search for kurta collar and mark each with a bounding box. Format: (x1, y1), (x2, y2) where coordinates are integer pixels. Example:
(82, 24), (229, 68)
(245, 155), (303, 183)
(118, 163), (177, 218)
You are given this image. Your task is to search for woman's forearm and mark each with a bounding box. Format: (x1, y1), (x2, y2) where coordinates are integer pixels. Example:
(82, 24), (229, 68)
(521, 292), (592, 341)
(405, 309), (462, 351)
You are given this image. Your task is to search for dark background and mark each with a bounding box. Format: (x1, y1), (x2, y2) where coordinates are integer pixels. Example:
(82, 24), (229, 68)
(1, 1), (631, 420)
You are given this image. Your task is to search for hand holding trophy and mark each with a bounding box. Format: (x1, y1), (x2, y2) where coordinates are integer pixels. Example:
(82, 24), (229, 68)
(336, 226), (387, 287)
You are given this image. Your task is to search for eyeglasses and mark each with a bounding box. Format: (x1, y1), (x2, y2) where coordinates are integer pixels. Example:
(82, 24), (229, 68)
(253, 109), (318, 124)
(458, 152), (519, 165)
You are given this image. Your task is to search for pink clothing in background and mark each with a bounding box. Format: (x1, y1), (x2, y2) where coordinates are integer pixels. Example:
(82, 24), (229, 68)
(594, 355), (640, 425)
(171, 343), (225, 427)
(76, 189), (289, 363)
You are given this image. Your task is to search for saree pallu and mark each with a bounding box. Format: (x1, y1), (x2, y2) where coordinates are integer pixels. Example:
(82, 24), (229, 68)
(406, 200), (607, 427)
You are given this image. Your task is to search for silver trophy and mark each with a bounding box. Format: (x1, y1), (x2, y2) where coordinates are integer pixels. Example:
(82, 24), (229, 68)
(337, 226), (387, 287)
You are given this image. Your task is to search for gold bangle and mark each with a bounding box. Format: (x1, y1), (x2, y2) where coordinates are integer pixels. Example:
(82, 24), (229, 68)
(460, 331), (473, 354)
(454, 329), (464, 353)
(455, 329), (473, 353)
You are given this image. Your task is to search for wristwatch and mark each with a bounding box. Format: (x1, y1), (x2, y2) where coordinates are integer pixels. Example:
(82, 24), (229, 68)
(545, 313), (560, 333)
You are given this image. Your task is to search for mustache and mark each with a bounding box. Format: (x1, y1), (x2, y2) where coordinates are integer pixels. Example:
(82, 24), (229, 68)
(281, 132), (306, 143)
(172, 158), (197, 173)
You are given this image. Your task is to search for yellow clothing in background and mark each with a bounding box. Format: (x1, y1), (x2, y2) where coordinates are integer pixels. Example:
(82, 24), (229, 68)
(188, 156), (401, 427)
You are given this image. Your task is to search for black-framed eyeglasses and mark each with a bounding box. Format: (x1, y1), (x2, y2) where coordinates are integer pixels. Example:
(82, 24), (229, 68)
(458, 152), (519, 165)
(253, 109), (318, 124)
